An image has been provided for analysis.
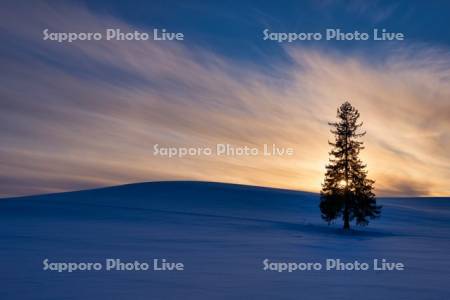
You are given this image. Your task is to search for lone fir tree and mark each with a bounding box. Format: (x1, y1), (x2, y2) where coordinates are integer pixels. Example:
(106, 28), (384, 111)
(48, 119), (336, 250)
(320, 101), (381, 230)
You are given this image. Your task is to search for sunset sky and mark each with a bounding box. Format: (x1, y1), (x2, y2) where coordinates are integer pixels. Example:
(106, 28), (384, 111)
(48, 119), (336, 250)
(1, 1), (449, 197)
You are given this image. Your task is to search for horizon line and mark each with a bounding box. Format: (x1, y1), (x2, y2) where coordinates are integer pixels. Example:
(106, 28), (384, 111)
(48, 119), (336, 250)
(1, 180), (449, 200)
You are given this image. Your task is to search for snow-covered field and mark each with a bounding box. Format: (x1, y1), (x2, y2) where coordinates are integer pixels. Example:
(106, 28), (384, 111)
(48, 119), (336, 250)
(1, 181), (449, 299)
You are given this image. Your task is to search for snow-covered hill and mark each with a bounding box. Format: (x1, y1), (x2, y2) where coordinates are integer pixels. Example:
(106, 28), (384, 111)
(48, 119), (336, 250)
(1, 181), (449, 299)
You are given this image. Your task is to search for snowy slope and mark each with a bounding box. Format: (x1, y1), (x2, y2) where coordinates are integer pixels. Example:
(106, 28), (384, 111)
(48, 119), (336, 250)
(0, 181), (449, 299)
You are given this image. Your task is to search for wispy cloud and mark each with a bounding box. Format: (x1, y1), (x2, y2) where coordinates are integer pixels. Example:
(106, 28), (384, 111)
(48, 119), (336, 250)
(315, 0), (398, 22)
(0, 2), (449, 197)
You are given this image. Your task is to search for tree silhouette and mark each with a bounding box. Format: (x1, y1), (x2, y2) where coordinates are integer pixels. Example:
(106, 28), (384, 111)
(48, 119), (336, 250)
(320, 101), (381, 230)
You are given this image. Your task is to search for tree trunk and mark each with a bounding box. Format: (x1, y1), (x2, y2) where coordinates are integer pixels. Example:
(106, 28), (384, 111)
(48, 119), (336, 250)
(343, 123), (350, 230)
(343, 197), (350, 230)
(343, 211), (350, 230)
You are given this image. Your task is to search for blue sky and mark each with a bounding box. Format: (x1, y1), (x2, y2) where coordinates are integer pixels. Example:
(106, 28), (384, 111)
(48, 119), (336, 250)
(80, 0), (450, 60)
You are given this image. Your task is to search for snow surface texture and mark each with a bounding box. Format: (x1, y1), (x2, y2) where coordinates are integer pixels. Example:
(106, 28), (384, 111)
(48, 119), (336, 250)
(0, 181), (449, 299)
